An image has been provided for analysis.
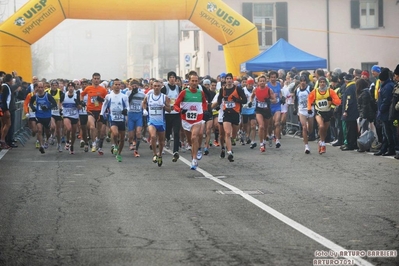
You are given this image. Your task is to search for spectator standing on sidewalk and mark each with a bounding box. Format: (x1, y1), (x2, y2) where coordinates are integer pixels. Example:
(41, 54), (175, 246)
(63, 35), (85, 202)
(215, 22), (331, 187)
(341, 74), (359, 151)
(4, 71), (22, 148)
(390, 64), (399, 159)
(0, 74), (13, 149)
(374, 68), (397, 156)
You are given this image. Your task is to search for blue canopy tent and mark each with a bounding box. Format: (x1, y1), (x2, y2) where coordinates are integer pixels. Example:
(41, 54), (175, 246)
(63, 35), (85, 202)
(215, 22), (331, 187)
(240, 38), (327, 72)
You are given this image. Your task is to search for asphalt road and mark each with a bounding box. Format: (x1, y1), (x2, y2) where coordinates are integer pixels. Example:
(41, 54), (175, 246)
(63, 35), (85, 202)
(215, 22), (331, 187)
(0, 135), (398, 266)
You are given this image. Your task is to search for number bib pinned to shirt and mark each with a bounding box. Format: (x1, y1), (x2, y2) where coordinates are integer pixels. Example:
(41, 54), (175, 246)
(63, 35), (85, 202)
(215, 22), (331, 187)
(149, 106), (163, 116)
(225, 101), (236, 109)
(130, 104), (141, 112)
(257, 101), (268, 108)
(186, 111), (198, 121)
(317, 99), (329, 111)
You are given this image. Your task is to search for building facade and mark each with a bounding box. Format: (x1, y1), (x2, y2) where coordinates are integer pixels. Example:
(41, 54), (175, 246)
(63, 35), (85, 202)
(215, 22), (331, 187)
(178, 0), (399, 78)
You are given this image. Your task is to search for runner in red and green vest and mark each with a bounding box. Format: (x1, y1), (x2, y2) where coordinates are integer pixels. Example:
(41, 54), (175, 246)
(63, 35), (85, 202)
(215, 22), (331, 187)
(174, 73), (209, 170)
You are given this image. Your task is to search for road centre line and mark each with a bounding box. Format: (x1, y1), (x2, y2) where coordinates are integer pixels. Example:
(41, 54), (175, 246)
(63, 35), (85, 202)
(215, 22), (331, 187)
(167, 150), (374, 266)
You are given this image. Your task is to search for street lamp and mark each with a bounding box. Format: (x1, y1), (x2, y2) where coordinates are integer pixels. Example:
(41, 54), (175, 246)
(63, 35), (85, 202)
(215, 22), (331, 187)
(207, 51), (211, 76)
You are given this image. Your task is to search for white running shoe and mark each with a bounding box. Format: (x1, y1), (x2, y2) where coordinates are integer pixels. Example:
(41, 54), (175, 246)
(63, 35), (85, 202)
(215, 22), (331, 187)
(196, 148), (203, 160)
(190, 159), (198, 170)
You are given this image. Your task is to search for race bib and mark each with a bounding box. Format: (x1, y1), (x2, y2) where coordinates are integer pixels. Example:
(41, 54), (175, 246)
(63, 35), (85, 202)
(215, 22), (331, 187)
(186, 111), (197, 121)
(257, 102), (268, 108)
(91, 96), (99, 106)
(317, 99), (328, 107)
(65, 109), (77, 116)
(149, 107), (162, 116)
(130, 104), (141, 112)
(112, 111), (124, 120)
(225, 101), (236, 109)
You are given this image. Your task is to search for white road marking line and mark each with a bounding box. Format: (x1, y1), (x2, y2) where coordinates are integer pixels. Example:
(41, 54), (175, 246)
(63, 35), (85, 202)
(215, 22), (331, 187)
(29, 160), (86, 163)
(0, 149), (9, 160)
(169, 151), (374, 266)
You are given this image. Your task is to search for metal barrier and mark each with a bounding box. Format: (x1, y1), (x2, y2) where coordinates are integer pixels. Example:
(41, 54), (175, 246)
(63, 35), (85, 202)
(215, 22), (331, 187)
(286, 104), (300, 136)
(13, 101), (31, 146)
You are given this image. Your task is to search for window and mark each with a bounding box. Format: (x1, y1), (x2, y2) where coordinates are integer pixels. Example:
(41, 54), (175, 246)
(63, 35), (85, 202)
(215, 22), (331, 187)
(253, 3), (274, 48)
(360, 0), (378, 29)
(361, 62), (378, 73)
(351, 0), (383, 29)
(242, 2), (288, 49)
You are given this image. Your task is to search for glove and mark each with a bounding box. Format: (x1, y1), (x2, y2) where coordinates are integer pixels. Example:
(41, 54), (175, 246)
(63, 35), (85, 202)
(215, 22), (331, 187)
(308, 109), (313, 115)
(203, 111), (211, 121)
(80, 101), (86, 107)
(293, 109), (297, 116)
(215, 105), (220, 111)
(142, 109), (148, 116)
(96, 96), (105, 103)
(41, 105), (48, 111)
(25, 113), (30, 119)
(121, 109), (128, 116)
(31, 106), (37, 112)
(99, 115), (105, 123)
(281, 96), (286, 105)
(393, 120), (398, 127)
(181, 109), (188, 114)
(231, 96), (239, 103)
(327, 97), (332, 101)
(60, 109), (63, 116)
(248, 102), (253, 108)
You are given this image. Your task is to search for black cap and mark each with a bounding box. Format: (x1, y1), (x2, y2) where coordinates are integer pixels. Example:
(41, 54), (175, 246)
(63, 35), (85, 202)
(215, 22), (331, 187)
(379, 67), (390, 81)
(339, 72), (347, 81)
(344, 74), (354, 81)
(167, 71), (177, 79)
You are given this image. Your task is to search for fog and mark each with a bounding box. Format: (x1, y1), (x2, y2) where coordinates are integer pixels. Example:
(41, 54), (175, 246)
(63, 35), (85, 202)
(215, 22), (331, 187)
(0, 1), (179, 81)
(31, 20), (129, 81)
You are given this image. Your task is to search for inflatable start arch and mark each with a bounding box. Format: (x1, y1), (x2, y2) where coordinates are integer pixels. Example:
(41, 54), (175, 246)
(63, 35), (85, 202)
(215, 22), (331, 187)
(0, 0), (259, 79)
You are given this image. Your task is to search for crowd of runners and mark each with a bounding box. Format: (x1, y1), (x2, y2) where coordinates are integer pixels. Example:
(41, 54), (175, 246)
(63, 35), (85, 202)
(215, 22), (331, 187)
(1, 65), (398, 170)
